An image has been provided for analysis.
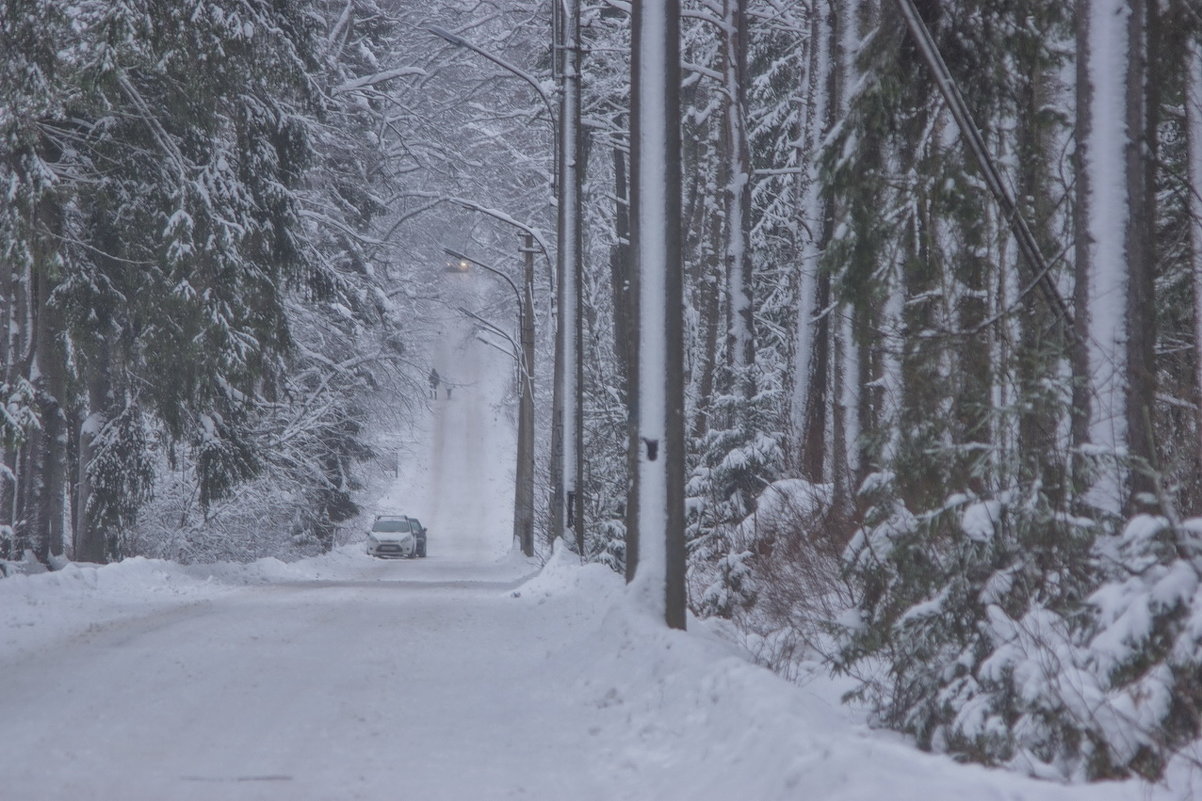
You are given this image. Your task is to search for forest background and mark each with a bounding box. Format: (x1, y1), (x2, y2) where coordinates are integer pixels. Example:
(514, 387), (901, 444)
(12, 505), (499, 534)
(2, 0), (1201, 785)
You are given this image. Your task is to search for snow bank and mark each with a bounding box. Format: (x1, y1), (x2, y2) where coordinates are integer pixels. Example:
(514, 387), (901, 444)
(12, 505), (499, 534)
(512, 537), (617, 602)
(2, 557), (228, 663)
(1, 545), (357, 661)
(511, 552), (1172, 801)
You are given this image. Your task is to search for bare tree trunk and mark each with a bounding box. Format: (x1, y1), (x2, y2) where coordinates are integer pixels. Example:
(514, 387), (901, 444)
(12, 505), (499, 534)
(628, 0), (686, 629)
(832, 0), (863, 509)
(955, 244), (991, 489)
(795, 0), (839, 484)
(1072, 0), (1156, 514)
(2, 198), (35, 556)
(610, 142), (643, 567)
(0, 231), (13, 559)
(686, 113), (723, 439)
(692, 188), (723, 439)
(27, 257), (68, 564)
(831, 311), (855, 508)
(14, 437), (32, 555)
(1071, 0), (1154, 515)
(1070, 0), (1094, 500)
(1124, 0), (1157, 510)
(610, 144), (633, 396)
(1188, 29), (1202, 473)
(1015, 54), (1068, 507)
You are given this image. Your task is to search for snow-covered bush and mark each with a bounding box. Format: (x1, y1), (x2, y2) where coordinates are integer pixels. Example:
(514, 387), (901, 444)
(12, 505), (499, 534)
(1080, 516), (1202, 776)
(836, 479), (1202, 780)
(692, 477), (852, 677)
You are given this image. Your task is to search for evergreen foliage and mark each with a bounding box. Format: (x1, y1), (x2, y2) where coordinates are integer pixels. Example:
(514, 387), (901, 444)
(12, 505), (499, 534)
(812, 0), (1202, 780)
(0, 0), (411, 560)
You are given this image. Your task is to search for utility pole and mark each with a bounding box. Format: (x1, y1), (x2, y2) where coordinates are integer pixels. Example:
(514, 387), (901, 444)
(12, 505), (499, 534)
(629, 0), (687, 629)
(515, 234), (537, 556)
(552, 0), (585, 556)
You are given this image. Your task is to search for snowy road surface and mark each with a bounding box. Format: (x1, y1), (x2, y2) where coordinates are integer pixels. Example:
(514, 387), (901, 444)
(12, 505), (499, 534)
(4, 549), (620, 800)
(1, 310), (1192, 800)
(3, 549), (1186, 801)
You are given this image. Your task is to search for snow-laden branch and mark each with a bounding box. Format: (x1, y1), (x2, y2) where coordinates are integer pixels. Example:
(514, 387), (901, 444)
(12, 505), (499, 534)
(332, 67), (428, 95)
(325, 1), (355, 55)
(681, 61), (723, 83)
(299, 209), (386, 246)
(116, 74), (187, 182)
(598, 0), (630, 14)
(426, 26), (555, 127)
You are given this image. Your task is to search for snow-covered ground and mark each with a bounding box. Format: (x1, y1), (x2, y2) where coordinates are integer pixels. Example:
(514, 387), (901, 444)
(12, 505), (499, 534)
(6, 544), (1197, 801)
(2, 310), (1196, 800)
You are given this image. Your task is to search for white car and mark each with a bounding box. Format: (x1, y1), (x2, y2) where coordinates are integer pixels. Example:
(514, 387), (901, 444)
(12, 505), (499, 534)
(366, 515), (427, 559)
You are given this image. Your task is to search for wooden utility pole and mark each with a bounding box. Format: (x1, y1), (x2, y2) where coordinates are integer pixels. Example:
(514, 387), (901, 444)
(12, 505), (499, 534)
(552, 0), (585, 555)
(629, 0), (686, 630)
(515, 234), (537, 556)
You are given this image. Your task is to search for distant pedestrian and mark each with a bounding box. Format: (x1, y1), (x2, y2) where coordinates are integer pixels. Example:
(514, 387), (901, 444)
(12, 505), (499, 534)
(428, 368), (440, 399)
(446, 386), (453, 400)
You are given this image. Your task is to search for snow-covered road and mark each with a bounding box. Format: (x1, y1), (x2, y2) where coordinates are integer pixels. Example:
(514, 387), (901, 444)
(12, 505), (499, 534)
(2, 554), (589, 801)
(4, 546), (1186, 801)
(1, 299), (1193, 800)
(3, 300), (555, 801)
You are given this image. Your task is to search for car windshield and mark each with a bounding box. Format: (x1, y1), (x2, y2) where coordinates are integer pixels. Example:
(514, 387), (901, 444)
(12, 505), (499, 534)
(372, 518), (411, 533)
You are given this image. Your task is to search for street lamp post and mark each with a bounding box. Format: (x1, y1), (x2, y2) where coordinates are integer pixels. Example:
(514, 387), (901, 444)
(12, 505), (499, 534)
(429, 20), (584, 556)
(443, 245), (536, 557)
(427, 25), (557, 201)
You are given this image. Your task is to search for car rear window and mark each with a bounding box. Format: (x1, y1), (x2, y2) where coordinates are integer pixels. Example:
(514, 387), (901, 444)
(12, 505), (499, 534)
(372, 518), (411, 533)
